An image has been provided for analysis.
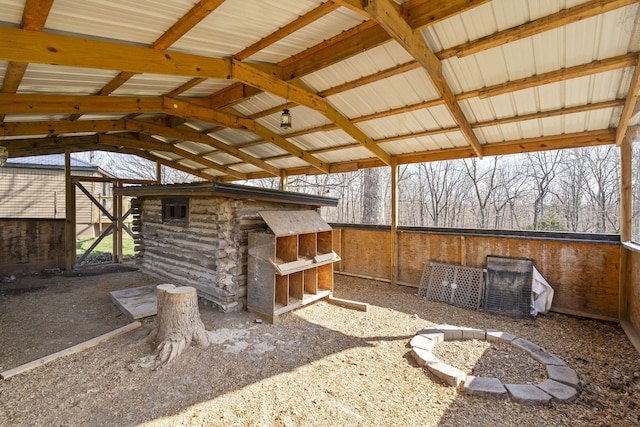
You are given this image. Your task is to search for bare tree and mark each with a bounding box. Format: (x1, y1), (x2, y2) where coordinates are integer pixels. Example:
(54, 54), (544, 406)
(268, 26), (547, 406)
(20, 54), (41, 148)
(525, 151), (564, 230)
(461, 157), (501, 228)
(361, 167), (386, 224)
(583, 146), (620, 233)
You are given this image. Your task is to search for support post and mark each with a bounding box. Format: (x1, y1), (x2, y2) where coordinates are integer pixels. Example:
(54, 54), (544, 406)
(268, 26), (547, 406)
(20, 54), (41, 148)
(619, 132), (632, 320)
(114, 181), (123, 263)
(280, 170), (287, 191)
(64, 151), (76, 271)
(156, 162), (162, 184)
(390, 157), (398, 285)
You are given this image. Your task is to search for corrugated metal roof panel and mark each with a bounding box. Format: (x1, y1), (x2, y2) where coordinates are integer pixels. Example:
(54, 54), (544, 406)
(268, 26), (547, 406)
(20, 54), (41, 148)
(264, 156), (310, 169)
(226, 163), (264, 175)
(112, 73), (194, 97)
(289, 129), (354, 151)
(240, 142), (289, 159)
(17, 64), (117, 95)
(0, 0), (23, 26)
(208, 128), (261, 146)
(327, 68), (440, 119)
(71, 114), (128, 121)
(248, 6), (366, 63)
(203, 151), (241, 165)
(301, 41), (414, 93)
(171, 0), (322, 58)
(355, 106), (456, 140)
(46, 0), (198, 45)
(233, 92), (285, 116)
(150, 150), (181, 161)
(313, 146), (373, 164)
(378, 131), (467, 155)
(178, 79), (234, 98)
(175, 141), (216, 155)
(0, 60), (8, 87)
(4, 114), (70, 122)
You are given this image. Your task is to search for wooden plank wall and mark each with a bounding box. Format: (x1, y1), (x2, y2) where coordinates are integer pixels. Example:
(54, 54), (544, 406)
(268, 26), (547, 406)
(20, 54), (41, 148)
(332, 227), (620, 321)
(629, 249), (640, 333)
(0, 218), (65, 275)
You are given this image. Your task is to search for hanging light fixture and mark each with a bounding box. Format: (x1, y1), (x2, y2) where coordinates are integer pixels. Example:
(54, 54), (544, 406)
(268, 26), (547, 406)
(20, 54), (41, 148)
(280, 108), (291, 129)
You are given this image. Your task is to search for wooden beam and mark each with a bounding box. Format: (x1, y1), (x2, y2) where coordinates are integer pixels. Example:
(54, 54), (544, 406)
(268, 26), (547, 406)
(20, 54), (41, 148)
(438, 0), (638, 59)
(0, 26), (232, 80)
(362, 0), (483, 159)
(0, 119), (126, 137)
(390, 156), (398, 286)
(64, 151), (76, 271)
(153, 0), (226, 49)
(617, 54), (640, 146)
(124, 119), (281, 176)
(476, 53), (639, 100)
(0, 322), (141, 380)
(165, 78), (208, 97)
(0, 94), (163, 115)
(404, 0), (492, 31)
(233, 61), (392, 165)
(162, 97), (255, 130)
(235, 1), (338, 60)
(98, 133), (249, 180)
(620, 131), (633, 242)
(1, 62), (29, 94)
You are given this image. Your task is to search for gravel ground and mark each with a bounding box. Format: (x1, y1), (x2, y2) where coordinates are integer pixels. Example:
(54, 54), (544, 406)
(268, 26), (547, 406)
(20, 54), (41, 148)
(0, 267), (639, 426)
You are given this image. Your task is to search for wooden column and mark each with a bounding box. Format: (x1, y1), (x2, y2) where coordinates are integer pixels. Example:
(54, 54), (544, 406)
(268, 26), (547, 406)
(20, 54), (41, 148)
(620, 133), (632, 320)
(64, 151), (76, 271)
(113, 181), (123, 263)
(156, 162), (162, 184)
(280, 170), (287, 191)
(621, 134), (632, 242)
(390, 157), (398, 286)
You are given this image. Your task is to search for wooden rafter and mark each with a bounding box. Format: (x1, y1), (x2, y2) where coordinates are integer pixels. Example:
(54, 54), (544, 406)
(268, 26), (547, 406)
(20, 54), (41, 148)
(235, 1), (338, 61)
(617, 53), (640, 146)
(98, 134), (248, 180)
(124, 119), (281, 176)
(438, 0), (638, 60)
(0, 27), (232, 80)
(231, 60), (393, 166)
(0, 0), (55, 122)
(359, 0), (483, 158)
(0, 119), (126, 137)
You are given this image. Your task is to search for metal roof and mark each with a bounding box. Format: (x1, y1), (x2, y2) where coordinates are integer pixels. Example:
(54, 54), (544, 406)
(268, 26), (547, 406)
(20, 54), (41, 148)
(6, 153), (99, 171)
(0, 0), (638, 182)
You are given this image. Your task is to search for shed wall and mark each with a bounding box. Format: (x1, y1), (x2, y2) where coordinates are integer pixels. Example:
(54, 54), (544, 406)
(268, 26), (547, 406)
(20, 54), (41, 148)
(629, 249), (640, 333)
(333, 227), (620, 321)
(0, 218), (65, 275)
(139, 195), (317, 312)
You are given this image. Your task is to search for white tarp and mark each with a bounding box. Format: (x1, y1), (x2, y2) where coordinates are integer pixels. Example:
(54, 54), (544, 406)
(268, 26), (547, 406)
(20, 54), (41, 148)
(531, 267), (554, 315)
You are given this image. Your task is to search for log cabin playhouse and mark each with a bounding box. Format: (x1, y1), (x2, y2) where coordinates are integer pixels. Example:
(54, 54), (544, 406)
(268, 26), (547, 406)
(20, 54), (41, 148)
(117, 182), (338, 313)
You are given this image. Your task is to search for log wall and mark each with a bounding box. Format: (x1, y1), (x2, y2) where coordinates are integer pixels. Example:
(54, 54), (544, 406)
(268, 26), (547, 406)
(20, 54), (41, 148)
(332, 225), (620, 321)
(139, 196), (316, 312)
(0, 218), (65, 275)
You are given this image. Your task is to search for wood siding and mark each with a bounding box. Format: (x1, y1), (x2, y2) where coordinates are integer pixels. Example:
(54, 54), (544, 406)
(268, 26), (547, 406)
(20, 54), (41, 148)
(629, 249), (640, 333)
(0, 218), (65, 275)
(139, 196), (317, 312)
(333, 227), (620, 321)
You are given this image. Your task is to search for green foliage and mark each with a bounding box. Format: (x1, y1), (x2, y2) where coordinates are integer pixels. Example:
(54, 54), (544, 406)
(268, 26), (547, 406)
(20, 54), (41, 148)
(76, 234), (135, 257)
(537, 208), (566, 232)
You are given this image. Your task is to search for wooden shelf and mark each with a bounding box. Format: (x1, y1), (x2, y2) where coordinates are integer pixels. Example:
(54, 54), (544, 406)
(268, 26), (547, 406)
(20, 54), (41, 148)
(247, 210), (337, 323)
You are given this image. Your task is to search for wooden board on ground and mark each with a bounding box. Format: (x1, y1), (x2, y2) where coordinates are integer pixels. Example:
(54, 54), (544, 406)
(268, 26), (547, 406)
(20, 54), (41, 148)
(110, 285), (158, 320)
(1, 322), (141, 379)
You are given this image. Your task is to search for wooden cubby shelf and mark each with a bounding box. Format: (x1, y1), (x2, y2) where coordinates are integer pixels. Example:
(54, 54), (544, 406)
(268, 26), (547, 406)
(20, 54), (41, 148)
(248, 210), (338, 323)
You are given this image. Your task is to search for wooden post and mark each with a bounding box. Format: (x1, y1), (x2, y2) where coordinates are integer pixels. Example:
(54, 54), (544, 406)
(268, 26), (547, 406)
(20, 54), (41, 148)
(620, 134), (632, 242)
(114, 181), (123, 263)
(619, 133), (632, 320)
(390, 157), (398, 285)
(280, 170), (287, 191)
(156, 162), (162, 184)
(64, 151), (76, 271)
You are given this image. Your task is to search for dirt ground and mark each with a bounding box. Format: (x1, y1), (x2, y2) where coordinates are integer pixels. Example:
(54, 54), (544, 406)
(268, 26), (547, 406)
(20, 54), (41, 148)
(1, 264), (639, 427)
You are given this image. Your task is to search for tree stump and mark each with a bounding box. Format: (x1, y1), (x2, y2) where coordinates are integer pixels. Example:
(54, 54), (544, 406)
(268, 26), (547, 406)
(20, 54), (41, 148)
(143, 284), (209, 370)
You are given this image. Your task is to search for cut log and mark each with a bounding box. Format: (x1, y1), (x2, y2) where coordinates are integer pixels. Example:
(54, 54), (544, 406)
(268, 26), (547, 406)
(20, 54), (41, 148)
(144, 284), (209, 370)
